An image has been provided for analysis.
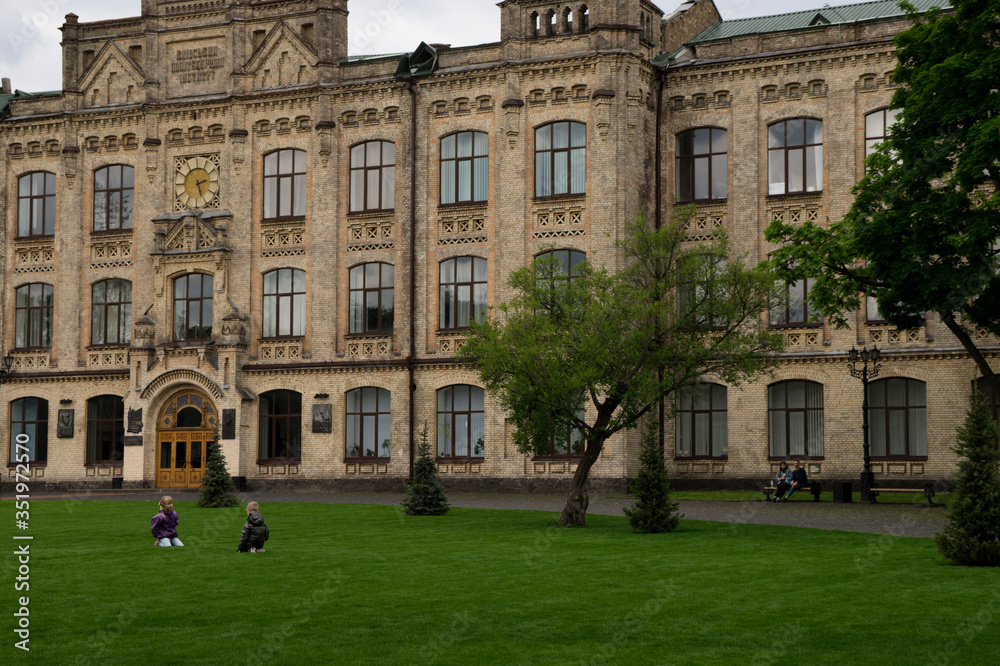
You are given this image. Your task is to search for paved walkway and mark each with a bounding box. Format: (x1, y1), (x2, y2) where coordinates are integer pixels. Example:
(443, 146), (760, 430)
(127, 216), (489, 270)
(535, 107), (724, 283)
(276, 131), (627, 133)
(19, 489), (947, 538)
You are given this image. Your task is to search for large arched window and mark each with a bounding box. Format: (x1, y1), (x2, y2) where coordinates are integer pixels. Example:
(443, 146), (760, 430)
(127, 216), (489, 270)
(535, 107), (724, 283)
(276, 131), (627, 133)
(350, 141), (395, 212)
(17, 172), (56, 237)
(349, 263), (394, 333)
(92, 279), (132, 345)
(676, 383), (728, 458)
(259, 390), (302, 461)
(346, 387), (391, 459)
(87, 395), (125, 464)
(263, 268), (306, 338)
(767, 118), (823, 195)
(868, 378), (927, 458)
(93, 165), (134, 231)
(172, 273), (213, 341)
(263, 149), (307, 219)
(768, 380), (824, 458)
(10, 397), (48, 463)
(440, 131), (488, 204)
(15, 283), (54, 349)
(535, 121), (586, 197)
(865, 108), (901, 159)
(440, 256), (487, 330)
(676, 128), (727, 202)
(437, 385), (485, 459)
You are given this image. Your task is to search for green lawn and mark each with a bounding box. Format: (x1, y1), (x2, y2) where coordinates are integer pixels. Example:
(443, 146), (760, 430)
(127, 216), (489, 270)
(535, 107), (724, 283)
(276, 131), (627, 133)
(2, 500), (995, 665)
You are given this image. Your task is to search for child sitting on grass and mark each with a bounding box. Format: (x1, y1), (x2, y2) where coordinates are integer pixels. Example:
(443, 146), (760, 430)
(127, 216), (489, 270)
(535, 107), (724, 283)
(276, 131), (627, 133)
(237, 501), (269, 553)
(151, 496), (184, 547)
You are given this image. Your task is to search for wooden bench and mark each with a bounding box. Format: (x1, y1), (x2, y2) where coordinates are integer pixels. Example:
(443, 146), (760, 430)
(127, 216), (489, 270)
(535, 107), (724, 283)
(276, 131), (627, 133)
(868, 484), (936, 505)
(762, 482), (822, 502)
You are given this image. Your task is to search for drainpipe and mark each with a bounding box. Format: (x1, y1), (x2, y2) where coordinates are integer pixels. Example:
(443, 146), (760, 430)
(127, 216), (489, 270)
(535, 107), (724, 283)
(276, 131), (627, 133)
(654, 64), (667, 451)
(405, 76), (418, 482)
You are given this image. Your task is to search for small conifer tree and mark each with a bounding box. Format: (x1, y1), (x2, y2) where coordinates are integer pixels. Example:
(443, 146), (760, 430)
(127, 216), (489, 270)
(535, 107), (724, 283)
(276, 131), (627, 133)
(624, 420), (682, 533)
(402, 423), (450, 516)
(197, 425), (240, 508)
(935, 393), (1000, 566)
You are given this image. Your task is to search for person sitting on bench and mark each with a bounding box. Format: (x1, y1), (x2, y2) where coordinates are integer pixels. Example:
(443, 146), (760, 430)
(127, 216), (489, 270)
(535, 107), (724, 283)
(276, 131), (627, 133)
(783, 460), (808, 501)
(773, 461), (792, 502)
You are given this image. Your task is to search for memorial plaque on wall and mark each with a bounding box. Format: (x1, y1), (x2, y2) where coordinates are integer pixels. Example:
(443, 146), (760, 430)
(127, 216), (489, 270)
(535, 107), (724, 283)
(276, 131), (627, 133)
(124, 436), (143, 447)
(127, 407), (143, 433)
(312, 404), (332, 433)
(57, 409), (74, 438)
(222, 409), (236, 440)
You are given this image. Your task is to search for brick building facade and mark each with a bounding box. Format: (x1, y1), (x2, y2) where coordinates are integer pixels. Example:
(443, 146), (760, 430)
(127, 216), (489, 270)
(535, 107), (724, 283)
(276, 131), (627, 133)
(2, 0), (992, 493)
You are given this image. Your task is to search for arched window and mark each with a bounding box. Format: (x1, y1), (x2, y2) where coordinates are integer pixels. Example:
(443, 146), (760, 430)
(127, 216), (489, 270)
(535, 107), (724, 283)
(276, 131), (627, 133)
(172, 273), (213, 341)
(92, 279), (132, 345)
(440, 131), (488, 204)
(535, 121), (586, 197)
(768, 380), (824, 458)
(864, 108), (901, 168)
(437, 385), (485, 459)
(565, 8), (573, 33)
(676, 128), (727, 202)
(15, 283), (54, 349)
(767, 118), (823, 195)
(546, 9), (556, 35)
(93, 165), (134, 231)
(263, 149), (307, 219)
(346, 387), (391, 459)
(350, 141), (395, 212)
(262, 268), (306, 338)
(580, 6), (589, 32)
(10, 397), (48, 463)
(17, 171), (56, 237)
(349, 263), (394, 334)
(259, 390), (302, 461)
(440, 256), (487, 330)
(676, 383), (727, 458)
(868, 378), (927, 458)
(530, 11), (539, 37)
(87, 395), (125, 464)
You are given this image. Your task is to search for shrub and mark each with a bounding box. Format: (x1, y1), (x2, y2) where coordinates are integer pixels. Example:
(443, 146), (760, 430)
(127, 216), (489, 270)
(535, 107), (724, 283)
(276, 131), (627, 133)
(624, 420), (682, 533)
(935, 392), (1000, 566)
(402, 424), (450, 516)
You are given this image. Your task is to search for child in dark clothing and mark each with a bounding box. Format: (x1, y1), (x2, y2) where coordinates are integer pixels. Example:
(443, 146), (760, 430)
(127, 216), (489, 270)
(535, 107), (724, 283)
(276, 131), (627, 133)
(237, 501), (269, 553)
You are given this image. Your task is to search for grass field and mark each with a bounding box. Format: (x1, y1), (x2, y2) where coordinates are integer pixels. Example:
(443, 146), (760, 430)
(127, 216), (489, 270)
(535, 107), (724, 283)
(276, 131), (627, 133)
(2, 499), (997, 665)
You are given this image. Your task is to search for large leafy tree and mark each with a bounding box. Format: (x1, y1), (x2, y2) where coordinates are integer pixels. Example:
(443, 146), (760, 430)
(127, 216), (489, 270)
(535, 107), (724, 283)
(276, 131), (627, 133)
(766, 0), (1000, 393)
(460, 212), (783, 526)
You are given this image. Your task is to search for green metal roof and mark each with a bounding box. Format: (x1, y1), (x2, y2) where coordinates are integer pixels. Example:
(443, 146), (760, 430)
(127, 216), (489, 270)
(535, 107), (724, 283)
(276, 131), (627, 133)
(0, 90), (61, 120)
(690, 0), (950, 43)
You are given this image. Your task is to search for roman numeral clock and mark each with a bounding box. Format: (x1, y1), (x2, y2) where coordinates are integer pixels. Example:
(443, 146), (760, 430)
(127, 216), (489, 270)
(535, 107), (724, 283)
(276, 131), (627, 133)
(174, 155), (221, 211)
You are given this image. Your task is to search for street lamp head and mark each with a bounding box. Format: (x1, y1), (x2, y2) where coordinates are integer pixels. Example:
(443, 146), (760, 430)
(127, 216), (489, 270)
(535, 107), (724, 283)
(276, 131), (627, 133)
(871, 345), (880, 363)
(2, 353), (12, 370)
(849, 347), (859, 363)
(860, 347), (870, 363)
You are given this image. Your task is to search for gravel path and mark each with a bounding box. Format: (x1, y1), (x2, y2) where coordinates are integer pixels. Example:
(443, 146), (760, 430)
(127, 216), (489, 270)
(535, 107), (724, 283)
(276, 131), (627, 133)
(20, 489), (947, 538)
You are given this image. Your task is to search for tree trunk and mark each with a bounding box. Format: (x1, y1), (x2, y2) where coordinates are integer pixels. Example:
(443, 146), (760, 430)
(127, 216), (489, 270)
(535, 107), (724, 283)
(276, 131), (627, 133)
(940, 312), (1000, 396)
(557, 432), (607, 527)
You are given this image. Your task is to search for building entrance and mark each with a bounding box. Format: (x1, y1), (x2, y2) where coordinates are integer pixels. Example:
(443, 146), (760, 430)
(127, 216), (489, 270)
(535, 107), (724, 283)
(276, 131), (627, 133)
(155, 390), (219, 489)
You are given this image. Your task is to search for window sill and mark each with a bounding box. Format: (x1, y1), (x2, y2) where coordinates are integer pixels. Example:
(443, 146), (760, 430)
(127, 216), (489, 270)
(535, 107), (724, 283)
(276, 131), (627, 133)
(436, 328), (472, 336)
(347, 210), (395, 218)
(437, 457), (484, 463)
(256, 458), (302, 466)
(258, 336), (304, 343)
(678, 199), (728, 206)
(532, 194), (586, 203)
(438, 201), (488, 211)
(90, 228), (134, 237)
(531, 455), (584, 461)
(261, 216), (306, 225)
(11, 347), (52, 353)
(770, 323), (824, 330)
(674, 456), (729, 461)
(7, 462), (46, 468)
(87, 344), (130, 350)
(345, 332), (393, 339)
(872, 456), (928, 462)
(345, 457), (390, 463)
(84, 461), (123, 467)
(766, 191), (823, 200)
(14, 235), (55, 243)
(767, 456), (825, 461)
(164, 340), (215, 347)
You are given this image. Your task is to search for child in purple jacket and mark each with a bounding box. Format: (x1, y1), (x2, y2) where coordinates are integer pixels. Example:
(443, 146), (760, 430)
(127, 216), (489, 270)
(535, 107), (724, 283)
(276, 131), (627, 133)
(151, 496), (184, 547)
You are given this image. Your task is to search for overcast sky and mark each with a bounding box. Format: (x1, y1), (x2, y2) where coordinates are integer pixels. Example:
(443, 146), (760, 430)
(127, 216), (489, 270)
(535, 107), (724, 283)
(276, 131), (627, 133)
(1, 0), (840, 93)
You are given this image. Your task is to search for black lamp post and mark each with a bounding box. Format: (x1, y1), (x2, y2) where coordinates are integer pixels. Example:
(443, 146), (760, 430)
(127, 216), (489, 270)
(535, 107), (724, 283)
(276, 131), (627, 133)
(848, 344), (881, 502)
(0, 353), (14, 384)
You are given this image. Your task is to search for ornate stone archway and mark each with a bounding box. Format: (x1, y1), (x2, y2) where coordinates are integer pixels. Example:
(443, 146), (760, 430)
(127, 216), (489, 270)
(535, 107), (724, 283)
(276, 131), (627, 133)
(155, 390), (219, 489)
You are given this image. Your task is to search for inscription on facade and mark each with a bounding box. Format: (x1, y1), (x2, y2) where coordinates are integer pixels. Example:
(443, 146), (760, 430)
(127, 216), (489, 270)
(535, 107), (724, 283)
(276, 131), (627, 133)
(171, 46), (225, 85)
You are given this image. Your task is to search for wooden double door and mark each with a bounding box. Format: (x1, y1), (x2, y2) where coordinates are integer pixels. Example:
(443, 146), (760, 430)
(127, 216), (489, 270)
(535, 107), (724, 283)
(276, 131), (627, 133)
(156, 390), (219, 489)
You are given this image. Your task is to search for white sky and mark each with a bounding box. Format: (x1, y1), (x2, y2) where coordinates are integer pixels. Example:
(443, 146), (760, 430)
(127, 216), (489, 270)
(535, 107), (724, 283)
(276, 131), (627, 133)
(0, 0), (832, 93)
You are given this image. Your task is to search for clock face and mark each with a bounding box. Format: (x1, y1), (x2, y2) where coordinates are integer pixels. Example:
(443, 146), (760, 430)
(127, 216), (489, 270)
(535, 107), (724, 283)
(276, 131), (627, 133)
(175, 156), (219, 209)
